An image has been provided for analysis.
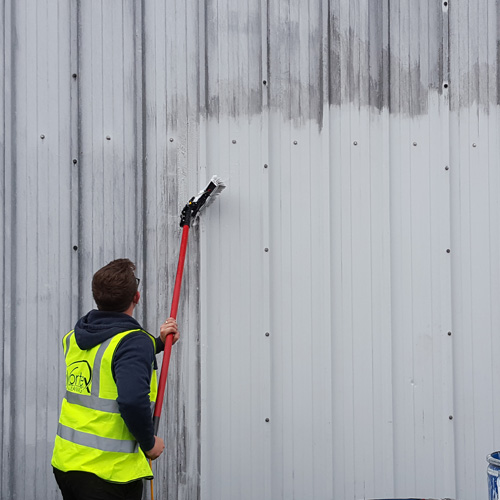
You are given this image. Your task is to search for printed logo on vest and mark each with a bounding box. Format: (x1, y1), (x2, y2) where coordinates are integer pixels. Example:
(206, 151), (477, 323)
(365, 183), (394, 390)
(66, 360), (92, 394)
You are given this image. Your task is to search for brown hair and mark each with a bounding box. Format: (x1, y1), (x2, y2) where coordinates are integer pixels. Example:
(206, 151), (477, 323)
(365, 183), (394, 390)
(92, 258), (139, 312)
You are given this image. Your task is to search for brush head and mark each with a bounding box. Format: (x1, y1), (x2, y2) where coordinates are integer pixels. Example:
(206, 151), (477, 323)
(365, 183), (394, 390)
(192, 175), (226, 212)
(180, 175), (226, 227)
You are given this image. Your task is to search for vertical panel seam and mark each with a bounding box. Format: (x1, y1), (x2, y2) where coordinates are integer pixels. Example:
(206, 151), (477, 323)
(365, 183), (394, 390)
(442, 0), (456, 496)
(2, 0), (16, 496)
(70, 0), (81, 317)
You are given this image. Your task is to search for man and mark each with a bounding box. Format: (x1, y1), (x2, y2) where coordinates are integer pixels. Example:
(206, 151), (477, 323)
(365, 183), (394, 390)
(52, 258), (179, 500)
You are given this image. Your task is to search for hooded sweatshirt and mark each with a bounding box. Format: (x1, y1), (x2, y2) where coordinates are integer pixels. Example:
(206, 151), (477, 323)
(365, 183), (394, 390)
(73, 309), (164, 453)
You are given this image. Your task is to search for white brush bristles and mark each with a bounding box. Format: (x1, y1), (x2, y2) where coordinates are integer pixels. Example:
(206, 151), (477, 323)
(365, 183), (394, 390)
(210, 175), (226, 189)
(192, 174), (226, 215)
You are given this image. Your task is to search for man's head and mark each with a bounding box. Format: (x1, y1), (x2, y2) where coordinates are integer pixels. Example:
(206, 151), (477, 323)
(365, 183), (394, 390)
(92, 258), (140, 312)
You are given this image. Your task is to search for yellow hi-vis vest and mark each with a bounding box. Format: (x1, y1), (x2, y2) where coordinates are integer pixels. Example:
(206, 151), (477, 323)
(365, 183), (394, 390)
(51, 328), (158, 483)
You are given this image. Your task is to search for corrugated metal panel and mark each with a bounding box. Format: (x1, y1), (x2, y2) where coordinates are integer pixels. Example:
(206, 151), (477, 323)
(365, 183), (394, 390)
(1, 0), (74, 498)
(3, 1), (500, 499)
(389, 2), (454, 498)
(141, 0), (202, 497)
(74, 0), (202, 497)
(199, 1), (272, 498)
(450, 1), (500, 499)
(1, 0), (201, 498)
(199, 1), (487, 499)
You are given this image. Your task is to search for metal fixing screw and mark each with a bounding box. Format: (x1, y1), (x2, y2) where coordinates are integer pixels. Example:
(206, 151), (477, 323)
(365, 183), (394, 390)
(472, 143), (477, 148)
(169, 138), (174, 142)
(232, 139), (237, 144)
(106, 135), (111, 141)
(264, 248), (269, 253)
(40, 134), (45, 139)
(293, 140), (298, 145)
(265, 332), (270, 337)
(353, 141), (358, 146)
(264, 164), (268, 169)
(265, 418), (270, 423)
(413, 141), (417, 146)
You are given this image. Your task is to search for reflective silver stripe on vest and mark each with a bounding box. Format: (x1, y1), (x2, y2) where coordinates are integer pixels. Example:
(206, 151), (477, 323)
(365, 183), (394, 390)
(91, 336), (115, 397)
(65, 391), (120, 413)
(64, 332), (73, 358)
(57, 423), (138, 454)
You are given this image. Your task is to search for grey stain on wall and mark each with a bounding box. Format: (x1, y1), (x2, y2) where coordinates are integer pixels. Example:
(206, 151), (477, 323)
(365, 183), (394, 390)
(199, 0), (472, 129)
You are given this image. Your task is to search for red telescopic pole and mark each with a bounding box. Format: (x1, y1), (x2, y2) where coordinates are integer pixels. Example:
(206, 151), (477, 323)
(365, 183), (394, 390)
(152, 224), (190, 433)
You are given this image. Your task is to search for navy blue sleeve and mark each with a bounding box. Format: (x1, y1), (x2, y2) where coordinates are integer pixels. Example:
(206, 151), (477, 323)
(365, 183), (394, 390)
(113, 332), (157, 452)
(155, 336), (165, 354)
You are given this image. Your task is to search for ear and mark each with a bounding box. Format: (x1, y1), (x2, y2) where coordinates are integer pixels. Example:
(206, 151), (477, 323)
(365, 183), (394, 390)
(133, 291), (140, 305)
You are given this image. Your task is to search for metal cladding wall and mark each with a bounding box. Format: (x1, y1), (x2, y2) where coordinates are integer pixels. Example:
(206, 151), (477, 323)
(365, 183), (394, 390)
(1, 1), (201, 498)
(1, 1), (500, 499)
